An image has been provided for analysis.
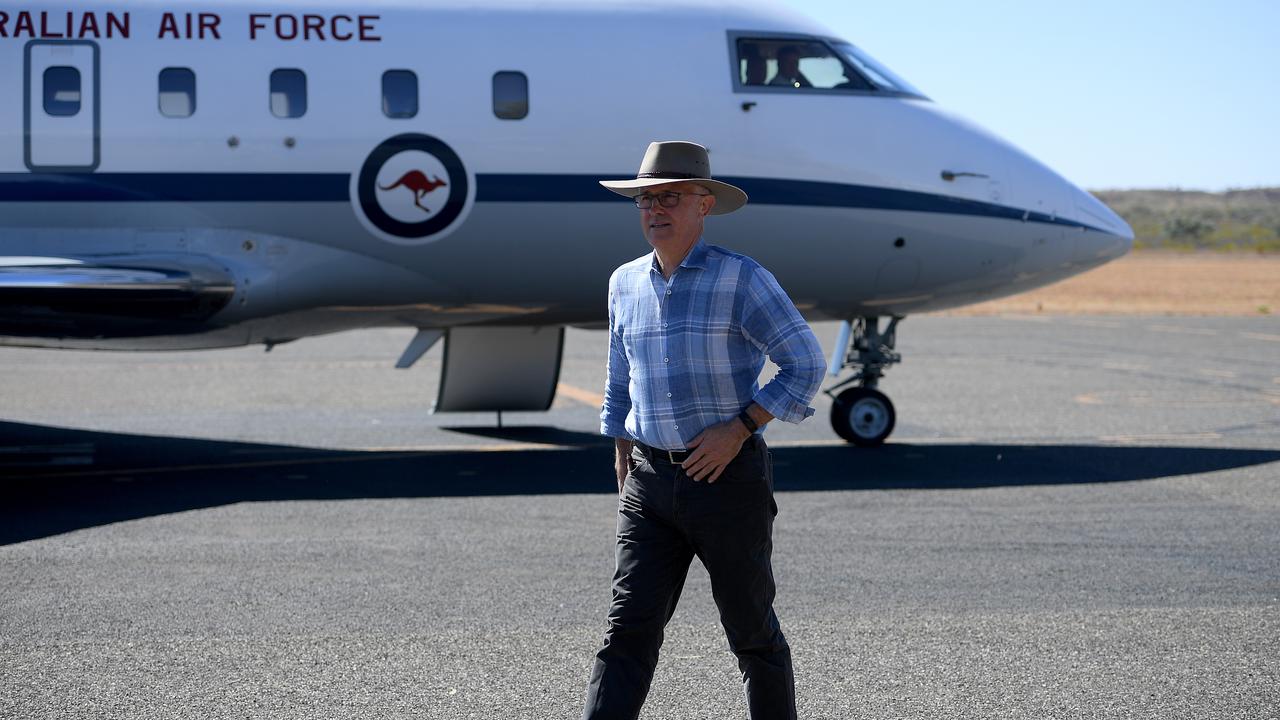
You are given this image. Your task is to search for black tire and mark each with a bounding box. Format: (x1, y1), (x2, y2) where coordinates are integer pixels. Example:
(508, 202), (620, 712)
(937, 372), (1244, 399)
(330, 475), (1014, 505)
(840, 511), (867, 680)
(830, 387), (895, 446)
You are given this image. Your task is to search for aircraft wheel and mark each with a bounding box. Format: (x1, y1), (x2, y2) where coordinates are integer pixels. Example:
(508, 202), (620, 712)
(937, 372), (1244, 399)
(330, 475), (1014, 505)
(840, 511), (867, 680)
(831, 387), (895, 446)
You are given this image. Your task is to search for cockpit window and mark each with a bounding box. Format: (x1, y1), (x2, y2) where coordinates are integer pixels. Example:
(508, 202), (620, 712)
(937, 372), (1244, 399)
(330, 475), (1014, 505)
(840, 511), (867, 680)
(831, 42), (925, 97)
(737, 38), (872, 90)
(733, 35), (927, 99)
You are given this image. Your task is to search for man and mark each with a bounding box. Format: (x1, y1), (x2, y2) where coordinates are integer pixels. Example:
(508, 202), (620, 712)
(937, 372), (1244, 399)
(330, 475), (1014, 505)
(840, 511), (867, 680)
(768, 45), (811, 88)
(581, 141), (826, 719)
(742, 44), (768, 86)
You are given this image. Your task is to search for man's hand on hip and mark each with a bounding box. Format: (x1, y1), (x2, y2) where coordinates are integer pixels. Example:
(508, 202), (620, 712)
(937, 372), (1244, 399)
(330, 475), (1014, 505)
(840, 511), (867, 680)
(614, 438), (634, 494)
(682, 419), (752, 483)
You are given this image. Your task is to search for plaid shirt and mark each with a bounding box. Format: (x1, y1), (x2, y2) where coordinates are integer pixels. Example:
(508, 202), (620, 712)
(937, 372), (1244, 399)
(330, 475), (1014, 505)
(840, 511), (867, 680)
(600, 239), (826, 451)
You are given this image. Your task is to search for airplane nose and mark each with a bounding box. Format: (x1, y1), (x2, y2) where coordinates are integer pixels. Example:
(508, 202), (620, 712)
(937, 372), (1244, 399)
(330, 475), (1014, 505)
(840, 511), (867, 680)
(1113, 216), (1136, 253)
(1070, 185), (1133, 262)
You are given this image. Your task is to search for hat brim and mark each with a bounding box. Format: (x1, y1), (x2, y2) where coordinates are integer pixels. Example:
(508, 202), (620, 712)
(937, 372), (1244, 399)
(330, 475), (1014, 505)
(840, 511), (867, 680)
(599, 177), (747, 215)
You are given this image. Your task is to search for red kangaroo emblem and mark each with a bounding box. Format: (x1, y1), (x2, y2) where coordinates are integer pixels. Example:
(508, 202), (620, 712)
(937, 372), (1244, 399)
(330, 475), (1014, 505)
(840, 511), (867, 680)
(379, 170), (448, 212)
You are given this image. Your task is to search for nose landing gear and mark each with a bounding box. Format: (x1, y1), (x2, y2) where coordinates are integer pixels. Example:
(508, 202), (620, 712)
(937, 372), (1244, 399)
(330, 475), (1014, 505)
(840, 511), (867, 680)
(826, 316), (902, 446)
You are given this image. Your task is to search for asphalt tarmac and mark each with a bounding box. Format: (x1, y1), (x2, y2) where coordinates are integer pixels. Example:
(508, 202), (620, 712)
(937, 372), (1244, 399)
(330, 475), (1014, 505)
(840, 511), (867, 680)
(2, 316), (1278, 719)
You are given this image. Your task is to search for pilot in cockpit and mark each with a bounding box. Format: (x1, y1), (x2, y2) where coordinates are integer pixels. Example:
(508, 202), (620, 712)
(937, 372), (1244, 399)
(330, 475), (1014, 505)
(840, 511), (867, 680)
(768, 45), (811, 88)
(743, 48), (767, 85)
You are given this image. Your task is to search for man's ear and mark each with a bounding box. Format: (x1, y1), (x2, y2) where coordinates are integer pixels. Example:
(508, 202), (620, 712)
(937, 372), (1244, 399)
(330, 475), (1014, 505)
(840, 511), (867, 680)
(702, 194), (717, 216)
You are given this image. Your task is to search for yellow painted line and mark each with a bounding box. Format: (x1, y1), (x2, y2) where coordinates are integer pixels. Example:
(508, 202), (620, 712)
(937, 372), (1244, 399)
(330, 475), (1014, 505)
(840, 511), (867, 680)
(1148, 324), (1216, 336)
(1242, 332), (1280, 343)
(556, 382), (605, 408)
(1099, 432), (1221, 444)
(1074, 393), (1104, 405)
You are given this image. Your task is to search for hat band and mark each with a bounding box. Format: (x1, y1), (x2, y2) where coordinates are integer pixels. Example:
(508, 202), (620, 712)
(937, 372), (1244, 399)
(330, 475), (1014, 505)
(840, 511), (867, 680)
(636, 171), (701, 180)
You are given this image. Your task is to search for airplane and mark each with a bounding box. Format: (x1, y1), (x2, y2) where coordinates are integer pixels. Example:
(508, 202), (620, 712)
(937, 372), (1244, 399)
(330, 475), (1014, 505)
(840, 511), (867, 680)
(0, 0), (1133, 446)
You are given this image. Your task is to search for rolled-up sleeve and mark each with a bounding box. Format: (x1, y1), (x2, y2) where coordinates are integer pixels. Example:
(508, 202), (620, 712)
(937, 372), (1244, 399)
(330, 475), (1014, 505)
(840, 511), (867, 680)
(600, 273), (633, 438)
(740, 266), (826, 424)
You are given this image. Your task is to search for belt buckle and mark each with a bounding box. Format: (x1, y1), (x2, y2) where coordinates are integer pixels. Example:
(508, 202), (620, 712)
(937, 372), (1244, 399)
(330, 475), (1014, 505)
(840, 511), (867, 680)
(667, 449), (680, 464)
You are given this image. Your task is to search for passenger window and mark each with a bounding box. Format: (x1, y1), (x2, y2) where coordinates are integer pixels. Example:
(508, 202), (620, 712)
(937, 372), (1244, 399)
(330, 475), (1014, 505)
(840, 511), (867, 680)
(382, 70), (417, 119)
(158, 67), (196, 118)
(43, 66), (81, 116)
(492, 71), (528, 120)
(736, 38), (873, 91)
(270, 69), (307, 118)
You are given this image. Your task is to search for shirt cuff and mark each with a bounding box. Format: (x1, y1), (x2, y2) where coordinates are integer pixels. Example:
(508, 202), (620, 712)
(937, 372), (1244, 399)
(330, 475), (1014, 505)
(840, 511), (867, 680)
(600, 415), (631, 439)
(753, 384), (816, 424)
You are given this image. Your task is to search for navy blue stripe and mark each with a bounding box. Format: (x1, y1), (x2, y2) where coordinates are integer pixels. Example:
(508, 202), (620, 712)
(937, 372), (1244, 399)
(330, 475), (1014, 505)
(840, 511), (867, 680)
(0, 172), (1103, 232)
(477, 173), (1100, 231)
(0, 173), (349, 202)
(475, 174), (607, 203)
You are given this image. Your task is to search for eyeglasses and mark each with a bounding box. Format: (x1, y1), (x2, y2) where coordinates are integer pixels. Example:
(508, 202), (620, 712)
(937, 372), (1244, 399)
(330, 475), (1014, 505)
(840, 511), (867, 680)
(634, 191), (712, 209)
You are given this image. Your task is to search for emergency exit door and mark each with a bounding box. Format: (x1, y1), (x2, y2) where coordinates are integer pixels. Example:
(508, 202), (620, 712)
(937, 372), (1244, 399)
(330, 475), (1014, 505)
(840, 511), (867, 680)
(25, 40), (100, 172)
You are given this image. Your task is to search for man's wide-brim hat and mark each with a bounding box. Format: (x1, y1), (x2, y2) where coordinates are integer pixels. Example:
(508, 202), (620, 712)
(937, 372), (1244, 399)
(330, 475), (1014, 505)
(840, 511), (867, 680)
(600, 141), (747, 215)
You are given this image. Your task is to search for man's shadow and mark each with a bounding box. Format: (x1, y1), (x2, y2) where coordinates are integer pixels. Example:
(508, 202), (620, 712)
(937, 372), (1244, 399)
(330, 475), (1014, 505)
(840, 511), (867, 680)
(3, 420), (1278, 545)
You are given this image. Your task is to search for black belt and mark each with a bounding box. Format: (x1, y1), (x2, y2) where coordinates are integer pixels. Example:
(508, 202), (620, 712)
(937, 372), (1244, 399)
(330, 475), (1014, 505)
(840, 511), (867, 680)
(634, 441), (691, 464)
(634, 435), (758, 465)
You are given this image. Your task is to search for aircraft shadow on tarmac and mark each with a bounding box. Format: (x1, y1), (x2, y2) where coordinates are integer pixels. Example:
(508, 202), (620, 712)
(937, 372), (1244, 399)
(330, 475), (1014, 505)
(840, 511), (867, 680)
(2, 420), (1278, 545)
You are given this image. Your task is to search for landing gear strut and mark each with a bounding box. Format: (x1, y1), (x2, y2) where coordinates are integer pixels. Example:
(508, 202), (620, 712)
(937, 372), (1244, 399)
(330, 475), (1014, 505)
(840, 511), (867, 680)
(825, 316), (903, 446)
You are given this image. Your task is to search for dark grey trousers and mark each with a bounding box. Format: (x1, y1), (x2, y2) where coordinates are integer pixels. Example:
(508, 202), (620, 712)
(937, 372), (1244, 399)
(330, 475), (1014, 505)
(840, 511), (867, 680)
(581, 436), (797, 720)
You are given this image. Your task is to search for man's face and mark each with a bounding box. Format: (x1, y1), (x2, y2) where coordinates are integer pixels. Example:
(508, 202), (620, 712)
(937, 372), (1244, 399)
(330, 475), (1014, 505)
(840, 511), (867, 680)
(639, 181), (715, 251)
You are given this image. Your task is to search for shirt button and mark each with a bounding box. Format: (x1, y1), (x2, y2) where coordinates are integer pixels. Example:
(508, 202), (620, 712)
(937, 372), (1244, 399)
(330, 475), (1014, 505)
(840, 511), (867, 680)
(674, 425), (679, 430)
(666, 392), (672, 398)
(663, 357), (669, 363)
(665, 289), (672, 295)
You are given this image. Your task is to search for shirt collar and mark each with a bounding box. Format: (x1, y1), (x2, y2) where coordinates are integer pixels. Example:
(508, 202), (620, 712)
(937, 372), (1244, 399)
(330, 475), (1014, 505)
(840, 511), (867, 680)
(649, 238), (710, 275)
(681, 239), (710, 270)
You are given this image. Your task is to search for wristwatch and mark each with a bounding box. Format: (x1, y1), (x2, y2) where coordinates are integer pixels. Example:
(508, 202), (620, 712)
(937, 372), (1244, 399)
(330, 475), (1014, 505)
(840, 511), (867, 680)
(737, 408), (759, 433)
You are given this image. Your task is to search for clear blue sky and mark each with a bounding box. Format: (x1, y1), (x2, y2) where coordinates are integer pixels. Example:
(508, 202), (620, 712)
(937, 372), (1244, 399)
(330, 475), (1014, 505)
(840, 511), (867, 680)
(791, 0), (1280, 190)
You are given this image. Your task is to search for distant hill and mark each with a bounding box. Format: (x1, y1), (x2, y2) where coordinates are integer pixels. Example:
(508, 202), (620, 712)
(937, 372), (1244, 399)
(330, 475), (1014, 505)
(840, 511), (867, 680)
(1089, 188), (1280, 252)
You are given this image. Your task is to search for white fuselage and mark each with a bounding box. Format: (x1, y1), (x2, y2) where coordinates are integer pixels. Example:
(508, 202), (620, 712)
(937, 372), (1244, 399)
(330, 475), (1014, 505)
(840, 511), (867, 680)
(0, 0), (1132, 350)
